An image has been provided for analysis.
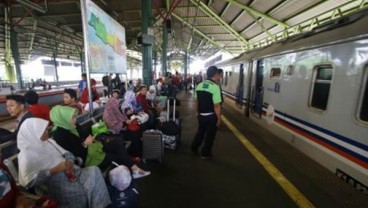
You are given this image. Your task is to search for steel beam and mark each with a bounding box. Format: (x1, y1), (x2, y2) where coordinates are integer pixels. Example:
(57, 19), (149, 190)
(224, 0), (289, 28)
(190, 0), (248, 49)
(172, 12), (232, 55)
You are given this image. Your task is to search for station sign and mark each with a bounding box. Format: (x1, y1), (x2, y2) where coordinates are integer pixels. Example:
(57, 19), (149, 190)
(83, 0), (127, 74)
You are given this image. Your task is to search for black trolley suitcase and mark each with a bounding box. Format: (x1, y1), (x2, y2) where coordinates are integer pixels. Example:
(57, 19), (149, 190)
(142, 130), (164, 162)
(160, 98), (181, 150)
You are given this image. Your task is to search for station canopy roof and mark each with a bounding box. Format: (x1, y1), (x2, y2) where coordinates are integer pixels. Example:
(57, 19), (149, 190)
(0, 0), (367, 64)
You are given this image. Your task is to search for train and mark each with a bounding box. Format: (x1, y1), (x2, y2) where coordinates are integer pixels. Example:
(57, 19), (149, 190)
(217, 9), (368, 194)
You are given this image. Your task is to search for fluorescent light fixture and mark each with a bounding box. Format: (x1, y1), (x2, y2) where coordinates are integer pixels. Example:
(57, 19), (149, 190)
(17, 0), (46, 14)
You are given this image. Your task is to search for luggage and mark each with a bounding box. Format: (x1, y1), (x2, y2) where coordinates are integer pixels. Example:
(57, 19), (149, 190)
(102, 75), (109, 86)
(108, 183), (139, 208)
(142, 130), (164, 162)
(159, 98), (181, 150)
(168, 98), (180, 106)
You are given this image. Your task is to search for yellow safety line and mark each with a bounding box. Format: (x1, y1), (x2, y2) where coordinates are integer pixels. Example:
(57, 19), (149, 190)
(222, 115), (315, 208)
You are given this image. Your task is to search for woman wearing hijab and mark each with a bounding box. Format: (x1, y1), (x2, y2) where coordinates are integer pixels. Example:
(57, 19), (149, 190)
(17, 118), (111, 208)
(103, 95), (142, 160)
(50, 105), (149, 177)
(121, 90), (137, 112)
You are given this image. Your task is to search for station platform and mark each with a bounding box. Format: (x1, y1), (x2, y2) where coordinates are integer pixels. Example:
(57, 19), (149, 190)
(136, 91), (368, 208)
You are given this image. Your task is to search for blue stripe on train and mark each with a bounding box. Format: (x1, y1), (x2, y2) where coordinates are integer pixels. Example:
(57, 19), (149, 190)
(272, 108), (368, 152)
(275, 114), (368, 164)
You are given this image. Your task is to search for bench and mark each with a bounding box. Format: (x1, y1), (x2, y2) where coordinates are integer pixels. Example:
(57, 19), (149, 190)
(0, 140), (18, 161)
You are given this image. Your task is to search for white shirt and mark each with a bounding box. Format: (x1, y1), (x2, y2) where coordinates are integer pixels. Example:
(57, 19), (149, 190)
(84, 102), (100, 112)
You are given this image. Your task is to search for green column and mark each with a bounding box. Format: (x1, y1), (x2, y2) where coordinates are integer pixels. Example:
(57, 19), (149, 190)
(10, 31), (24, 89)
(142, 0), (152, 86)
(161, 23), (168, 75)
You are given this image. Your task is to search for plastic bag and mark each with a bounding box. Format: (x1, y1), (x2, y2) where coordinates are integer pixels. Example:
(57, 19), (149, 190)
(91, 120), (108, 136)
(109, 162), (132, 191)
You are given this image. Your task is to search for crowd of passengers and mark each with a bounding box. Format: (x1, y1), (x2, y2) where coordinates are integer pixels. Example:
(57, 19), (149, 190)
(0, 74), (185, 207)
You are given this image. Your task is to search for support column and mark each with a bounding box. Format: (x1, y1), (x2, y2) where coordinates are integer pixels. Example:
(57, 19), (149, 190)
(161, 23), (168, 75)
(10, 31), (24, 89)
(153, 50), (157, 79)
(53, 51), (59, 82)
(184, 51), (188, 84)
(142, 0), (152, 86)
(80, 52), (85, 73)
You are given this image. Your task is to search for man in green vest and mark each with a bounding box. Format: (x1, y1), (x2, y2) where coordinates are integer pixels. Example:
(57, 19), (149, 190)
(191, 66), (221, 159)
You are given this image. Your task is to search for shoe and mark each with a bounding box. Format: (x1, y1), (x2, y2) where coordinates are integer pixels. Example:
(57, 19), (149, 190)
(132, 169), (151, 179)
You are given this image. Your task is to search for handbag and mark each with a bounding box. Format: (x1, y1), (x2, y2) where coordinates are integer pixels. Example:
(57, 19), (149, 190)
(91, 120), (109, 136)
(134, 112), (149, 124)
(85, 141), (106, 167)
(127, 119), (140, 132)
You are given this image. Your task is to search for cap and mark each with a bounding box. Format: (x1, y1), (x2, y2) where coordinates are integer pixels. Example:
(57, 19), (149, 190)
(206, 66), (219, 78)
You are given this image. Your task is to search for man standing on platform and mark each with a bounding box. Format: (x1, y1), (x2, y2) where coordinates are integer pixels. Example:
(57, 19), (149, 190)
(191, 66), (221, 159)
(77, 73), (87, 97)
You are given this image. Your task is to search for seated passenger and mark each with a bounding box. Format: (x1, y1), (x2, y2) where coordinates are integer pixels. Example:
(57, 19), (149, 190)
(0, 95), (33, 143)
(103, 97), (142, 159)
(112, 89), (120, 100)
(63, 88), (84, 115)
(24, 90), (51, 122)
(136, 86), (155, 128)
(83, 94), (101, 112)
(50, 105), (149, 177)
(17, 118), (111, 207)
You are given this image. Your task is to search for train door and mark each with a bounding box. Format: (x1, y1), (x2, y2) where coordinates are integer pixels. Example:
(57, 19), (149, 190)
(251, 59), (264, 117)
(235, 64), (244, 108)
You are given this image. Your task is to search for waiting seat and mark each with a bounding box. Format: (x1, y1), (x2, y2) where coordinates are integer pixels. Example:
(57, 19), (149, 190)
(0, 140), (18, 161)
(76, 113), (90, 125)
(92, 106), (105, 117)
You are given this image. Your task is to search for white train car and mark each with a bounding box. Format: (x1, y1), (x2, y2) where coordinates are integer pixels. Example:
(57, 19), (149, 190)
(218, 9), (368, 193)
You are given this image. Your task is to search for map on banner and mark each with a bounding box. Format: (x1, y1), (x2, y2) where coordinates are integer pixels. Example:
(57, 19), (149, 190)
(85, 0), (127, 73)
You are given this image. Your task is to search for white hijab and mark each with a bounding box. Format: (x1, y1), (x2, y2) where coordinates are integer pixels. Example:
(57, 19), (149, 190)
(18, 118), (67, 187)
(146, 85), (156, 101)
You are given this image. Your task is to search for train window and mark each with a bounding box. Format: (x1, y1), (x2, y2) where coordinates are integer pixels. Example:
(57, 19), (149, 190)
(286, 65), (294, 75)
(359, 70), (368, 122)
(270, 68), (281, 78)
(309, 65), (333, 111)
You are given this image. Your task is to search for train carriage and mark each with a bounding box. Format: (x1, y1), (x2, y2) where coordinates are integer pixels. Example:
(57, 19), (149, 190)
(218, 9), (368, 193)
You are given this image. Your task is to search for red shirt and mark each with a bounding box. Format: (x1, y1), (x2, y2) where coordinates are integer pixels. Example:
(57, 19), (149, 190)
(136, 93), (150, 113)
(28, 104), (51, 122)
(80, 88), (99, 104)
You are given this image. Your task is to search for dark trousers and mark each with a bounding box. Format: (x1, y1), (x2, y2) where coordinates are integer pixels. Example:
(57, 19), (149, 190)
(122, 130), (142, 157)
(191, 114), (218, 157)
(99, 137), (134, 169)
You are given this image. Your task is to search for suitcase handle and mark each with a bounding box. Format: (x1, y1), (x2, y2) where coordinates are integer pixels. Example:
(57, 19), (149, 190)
(166, 98), (176, 121)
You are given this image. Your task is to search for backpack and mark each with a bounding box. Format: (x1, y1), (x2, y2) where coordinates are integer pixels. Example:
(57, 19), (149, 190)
(102, 76), (109, 86)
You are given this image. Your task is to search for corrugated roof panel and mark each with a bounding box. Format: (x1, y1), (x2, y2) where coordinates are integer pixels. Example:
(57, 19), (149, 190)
(221, 3), (242, 22)
(269, 0), (320, 21)
(252, 0), (281, 13)
(286, 0), (353, 25)
(232, 12), (254, 32)
(245, 24), (264, 38)
(210, 0), (228, 13)
(200, 26), (229, 35)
